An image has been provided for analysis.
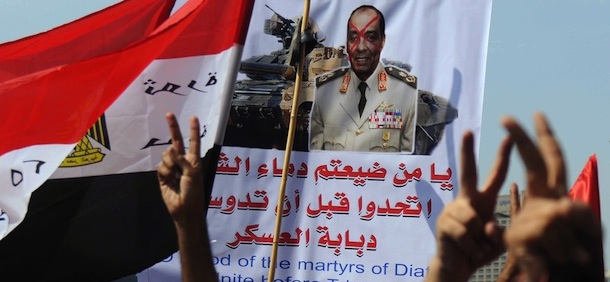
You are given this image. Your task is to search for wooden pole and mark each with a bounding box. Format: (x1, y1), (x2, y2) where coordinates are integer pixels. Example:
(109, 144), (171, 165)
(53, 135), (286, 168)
(267, 0), (310, 280)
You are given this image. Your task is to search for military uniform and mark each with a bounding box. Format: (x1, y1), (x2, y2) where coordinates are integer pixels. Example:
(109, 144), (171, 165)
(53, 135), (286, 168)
(310, 63), (417, 153)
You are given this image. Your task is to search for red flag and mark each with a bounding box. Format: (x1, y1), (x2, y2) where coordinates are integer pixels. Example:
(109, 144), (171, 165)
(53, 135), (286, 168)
(569, 154), (601, 220)
(0, 0), (175, 82)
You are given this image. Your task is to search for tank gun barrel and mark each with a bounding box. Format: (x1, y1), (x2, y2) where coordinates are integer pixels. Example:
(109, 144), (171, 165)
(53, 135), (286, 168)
(264, 5), (296, 49)
(240, 62), (295, 80)
(265, 4), (293, 25)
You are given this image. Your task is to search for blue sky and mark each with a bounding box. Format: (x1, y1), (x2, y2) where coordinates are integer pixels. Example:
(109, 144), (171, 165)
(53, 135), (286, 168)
(480, 0), (610, 267)
(1, 0), (609, 270)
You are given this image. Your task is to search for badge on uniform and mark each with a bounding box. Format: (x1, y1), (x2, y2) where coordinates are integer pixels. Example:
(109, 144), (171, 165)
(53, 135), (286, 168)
(382, 130), (390, 141)
(368, 104), (403, 129)
(378, 70), (387, 91)
(340, 72), (350, 93)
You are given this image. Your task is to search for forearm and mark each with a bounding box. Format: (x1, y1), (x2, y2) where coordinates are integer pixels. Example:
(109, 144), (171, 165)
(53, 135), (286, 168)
(495, 259), (519, 282)
(175, 219), (217, 282)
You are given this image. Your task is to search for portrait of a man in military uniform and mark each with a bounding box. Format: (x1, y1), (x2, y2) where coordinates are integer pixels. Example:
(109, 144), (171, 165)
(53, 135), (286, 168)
(310, 5), (418, 153)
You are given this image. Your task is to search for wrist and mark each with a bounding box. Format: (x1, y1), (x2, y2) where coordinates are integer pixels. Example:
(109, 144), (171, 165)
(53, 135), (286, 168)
(174, 216), (207, 236)
(496, 261), (520, 282)
(426, 256), (472, 282)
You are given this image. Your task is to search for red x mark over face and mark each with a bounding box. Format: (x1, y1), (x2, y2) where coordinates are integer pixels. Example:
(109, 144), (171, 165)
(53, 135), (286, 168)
(348, 15), (381, 54)
(347, 8), (384, 81)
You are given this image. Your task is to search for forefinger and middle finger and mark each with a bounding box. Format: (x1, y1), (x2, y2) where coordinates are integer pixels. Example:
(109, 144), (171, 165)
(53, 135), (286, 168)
(501, 115), (553, 198)
(166, 112), (186, 155)
(187, 116), (201, 158)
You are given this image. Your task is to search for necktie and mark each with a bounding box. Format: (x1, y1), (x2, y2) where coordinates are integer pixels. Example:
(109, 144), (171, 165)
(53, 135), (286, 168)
(358, 82), (367, 117)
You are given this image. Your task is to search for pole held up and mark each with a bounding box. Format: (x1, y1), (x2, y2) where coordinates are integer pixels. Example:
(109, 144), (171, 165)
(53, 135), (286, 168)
(267, 0), (311, 281)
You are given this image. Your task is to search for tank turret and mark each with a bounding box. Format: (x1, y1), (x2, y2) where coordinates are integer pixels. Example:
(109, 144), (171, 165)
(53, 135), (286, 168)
(225, 7), (346, 150)
(414, 90), (458, 155)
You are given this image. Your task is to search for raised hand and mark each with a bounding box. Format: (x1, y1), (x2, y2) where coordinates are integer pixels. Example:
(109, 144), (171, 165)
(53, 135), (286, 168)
(157, 112), (217, 282)
(157, 112), (204, 223)
(426, 131), (512, 282)
(502, 113), (603, 282)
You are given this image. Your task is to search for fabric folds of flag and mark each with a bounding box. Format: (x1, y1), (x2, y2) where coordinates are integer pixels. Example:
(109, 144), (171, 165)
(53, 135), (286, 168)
(568, 154), (601, 220)
(0, 0), (254, 280)
(0, 0), (201, 241)
(0, 0), (175, 82)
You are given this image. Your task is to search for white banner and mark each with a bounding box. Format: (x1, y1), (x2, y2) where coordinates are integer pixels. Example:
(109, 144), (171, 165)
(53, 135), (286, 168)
(139, 0), (492, 281)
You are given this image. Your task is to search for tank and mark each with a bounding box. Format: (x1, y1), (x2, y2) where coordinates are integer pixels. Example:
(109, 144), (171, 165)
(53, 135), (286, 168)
(224, 6), (347, 151)
(224, 7), (457, 155)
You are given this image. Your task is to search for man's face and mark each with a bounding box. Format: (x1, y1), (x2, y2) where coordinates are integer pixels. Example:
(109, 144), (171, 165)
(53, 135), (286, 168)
(347, 8), (385, 81)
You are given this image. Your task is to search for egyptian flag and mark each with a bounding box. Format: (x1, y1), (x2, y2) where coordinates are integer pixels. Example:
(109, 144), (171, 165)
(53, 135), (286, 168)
(0, 0), (177, 241)
(0, 0), (175, 82)
(569, 154), (601, 221)
(0, 0), (254, 280)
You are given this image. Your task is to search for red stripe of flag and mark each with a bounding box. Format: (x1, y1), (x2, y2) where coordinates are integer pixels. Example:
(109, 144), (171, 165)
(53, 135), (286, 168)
(0, 0), (175, 83)
(568, 154), (604, 282)
(0, 0), (244, 159)
(568, 154), (601, 221)
(156, 0), (253, 58)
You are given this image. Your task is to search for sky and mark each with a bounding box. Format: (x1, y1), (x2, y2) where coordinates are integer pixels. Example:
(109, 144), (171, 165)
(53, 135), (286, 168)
(480, 0), (610, 268)
(1, 0), (609, 271)
(481, 0), (610, 195)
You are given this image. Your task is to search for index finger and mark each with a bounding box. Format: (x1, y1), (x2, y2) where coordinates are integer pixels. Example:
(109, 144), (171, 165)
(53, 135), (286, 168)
(459, 131), (478, 199)
(533, 113), (567, 195)
(481, 136), (513, 198)
(165, 112), (185, 155)
(188, 116), (201, 157)
(501, 116), (550, 198)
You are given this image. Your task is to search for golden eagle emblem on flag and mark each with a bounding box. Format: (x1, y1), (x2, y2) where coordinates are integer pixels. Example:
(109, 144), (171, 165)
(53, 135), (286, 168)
(60, 115), (110, 167)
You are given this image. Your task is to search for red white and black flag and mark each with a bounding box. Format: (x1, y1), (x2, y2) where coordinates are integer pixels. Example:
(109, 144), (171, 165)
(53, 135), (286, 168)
(0, 0), (175, 83)
(0, 0), (254, 280)
(0, 0), (176, 240)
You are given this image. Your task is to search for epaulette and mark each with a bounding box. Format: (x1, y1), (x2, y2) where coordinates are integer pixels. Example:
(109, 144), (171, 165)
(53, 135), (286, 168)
(384, 65), (417, 89)
(316, 68), (349, 87)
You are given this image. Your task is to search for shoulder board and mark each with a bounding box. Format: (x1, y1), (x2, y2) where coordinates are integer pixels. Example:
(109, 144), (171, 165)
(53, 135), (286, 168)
(384, 66), (417, 88)
(316, 68), (349, 87)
